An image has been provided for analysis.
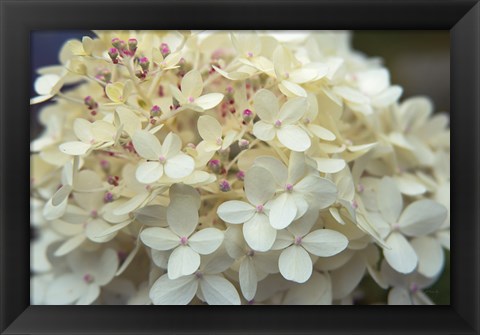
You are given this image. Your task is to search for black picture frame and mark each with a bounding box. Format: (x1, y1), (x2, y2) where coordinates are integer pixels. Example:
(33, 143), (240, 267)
(1, 0), (479, 334)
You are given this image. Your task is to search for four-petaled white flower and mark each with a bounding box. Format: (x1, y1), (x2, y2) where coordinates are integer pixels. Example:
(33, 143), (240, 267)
(149, 250), (241, 305)
(254, 153), (337, 230)
(59, 119), (117, 156)
(369, 177), (447, 274)
(197, 115), (237, 152)
(170, 70), (224, 111)
(132, 130), (195, 183)
(273, 211), (348, 283)
(140, 193), (224, 279)
(217, 166), (277, 252)
(45, 248), (119, 305)
(252, 89), (311, 152)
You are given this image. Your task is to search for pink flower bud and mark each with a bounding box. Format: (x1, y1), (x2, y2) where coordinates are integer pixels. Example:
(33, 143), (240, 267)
(242, 109), (253, 123)
(219, 179), (231, 192)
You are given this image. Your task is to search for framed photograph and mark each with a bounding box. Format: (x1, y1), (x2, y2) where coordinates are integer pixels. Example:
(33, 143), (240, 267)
(1, 0), (479, 334)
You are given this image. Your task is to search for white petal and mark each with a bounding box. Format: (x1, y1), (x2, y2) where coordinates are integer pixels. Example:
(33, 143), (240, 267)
(45, 274), (86, 305)
(112, 192), (149, 216)
(277, 125), (311, 152)
(308, 124), (336, 141)
(217, 200), (255, 224)
(197, 115), (222, 142)
(302, 229), (348, 257)
(243, 213), (277, 252)
(181, 70), (203, 99)
(398, 199), (447, 237)
(356, 68), (390, 96)
(252, 121), (275, 141)
(51, 184), (73, 206)
(167, 197), (198, 237)
(283, 272), (332, 305)
(150, 274), (198, 305)
(278, 80), (307, 97)
(195, 93), (224, 110)
(372, 86), (403, 107)
(189, 228), (224, 255)
(410, 236), (444, 278)
(268, 193), (297, 229)
(395, 175), (427, 196)
(253, 156), (288, 185)
(384, 232), (418, 274)
(388, 287), (412, 305)
(329, 253), (366, 300)
(34, 74), (61, 95)
(164, 153), (195, 179)
(73, 118), (94, 143)
(168, 246), (200, 279)
(239, 257), (257, 301)
(377, 177), (403, 224)
(136, 161), (163, 184)
(200, 275), (241, 305)
(314, 158), (346, 173)
(59, 141), (91, 156)
(278, 245), (312, 283)
(278, 97), (307, 124)
(253, 89), (278, 123)
(140, 227), (180, 250)
(85, 219), (117, 243)
(91, 248), (119, 286)
(295, 175), (337, 209)
(74, 285), (100, 305)
(132, 130), (162, 160)
(54, 234), (86, 257)
(244, 166), (275, 205)
(160, 132), (181, 158)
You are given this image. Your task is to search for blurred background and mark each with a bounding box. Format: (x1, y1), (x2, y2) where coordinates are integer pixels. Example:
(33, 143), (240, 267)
(30, 30), (450, 304)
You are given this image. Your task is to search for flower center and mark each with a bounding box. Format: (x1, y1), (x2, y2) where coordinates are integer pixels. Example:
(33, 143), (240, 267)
(294, 236), (302, 245)
(247, 51), (254, 58)
(351, 200), (358, 209)
(356, 183), (364, 193)
(285, 184), (294, 192)
(158, 155), (166, 164)
(246, 249), (255, 257)
(216, 138), (223, 146)
(255, 204), (264, 213)
(195, 271), (203, 279)
(180, 236), (189, 246)
(188, 96), (195, 103)
(90, 210), (98, 218)
(409, 282), (419, 293)
(274, 120), (282, 128)
(83, 273), (94, 283)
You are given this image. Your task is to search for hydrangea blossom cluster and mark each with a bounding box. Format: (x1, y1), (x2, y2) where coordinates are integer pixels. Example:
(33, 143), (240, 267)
(30, 31), (450, 305)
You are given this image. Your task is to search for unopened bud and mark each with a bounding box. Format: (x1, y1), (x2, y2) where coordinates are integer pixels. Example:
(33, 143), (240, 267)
(135, 70), (146, 80)
(151, 105), (161, 116)
(219, 180), (231, 192)
(242, 109), (253, 123)
(128, 38), (138, 53)
(108, 48), (119, 64)
(84, 96), (98, 109)
(100, 159), (110, 172)
(104, 192), (114, 203)
(208, 159), (221, 174)
(160, 43), (170, 57)
(111, 38), (126, 50)
(238, 139), (250, 150)
(139, 57), (150, 72)
(236, 171), (245, 181)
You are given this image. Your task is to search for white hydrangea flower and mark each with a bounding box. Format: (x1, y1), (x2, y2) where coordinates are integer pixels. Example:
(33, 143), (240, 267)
(170, 70), (224, 111)
(370, 177), (447, 274)
(45, 248), (119, 305)
(149, 250), (240, 305)
(132, 130), (195, 183)
(254, 153), (337, 230)
(272, 211), (348, 283)
(197, 115), (237, 152)
(252, 89), (311, 152)
(141, 193), (224, 279)
(59, 119), (117, 156)
(217, 166), (277, 251)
